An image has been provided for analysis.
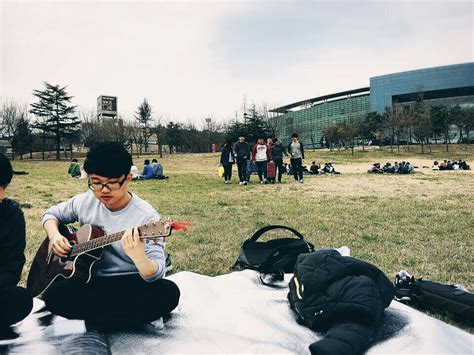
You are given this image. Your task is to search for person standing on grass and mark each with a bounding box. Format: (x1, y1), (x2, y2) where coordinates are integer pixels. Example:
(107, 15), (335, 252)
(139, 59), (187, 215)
(0, 153), (33, 338)
(234, 135), (251, 186)
(270, 138), (288, 183)
(287, 133), (305, 183)
(252, 138), (272, 184)
(41, 142), (180, 331)
(219, 142), (235, 184)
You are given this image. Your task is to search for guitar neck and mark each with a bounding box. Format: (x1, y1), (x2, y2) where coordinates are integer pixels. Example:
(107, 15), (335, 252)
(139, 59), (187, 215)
(71, 230), (126, 256)
(69, 221), (172, 257)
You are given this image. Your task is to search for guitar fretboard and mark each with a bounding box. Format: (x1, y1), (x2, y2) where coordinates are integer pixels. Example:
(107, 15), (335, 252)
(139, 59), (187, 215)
(70, 230), (126, 256)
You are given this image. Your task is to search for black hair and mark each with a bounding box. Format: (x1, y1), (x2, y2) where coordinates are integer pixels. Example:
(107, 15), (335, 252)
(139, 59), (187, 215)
(152, 159), (157, 163)
(291, 133), (299, 138)
(144, 159), (150, 165)
(71, 158), (78, 163)
(272, 137), (278, 143)
(0, 153), (13, 187)
(83, 142), (133, 178)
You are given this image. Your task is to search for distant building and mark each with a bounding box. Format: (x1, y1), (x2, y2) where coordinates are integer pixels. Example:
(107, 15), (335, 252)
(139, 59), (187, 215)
(270, 62), (474, 146)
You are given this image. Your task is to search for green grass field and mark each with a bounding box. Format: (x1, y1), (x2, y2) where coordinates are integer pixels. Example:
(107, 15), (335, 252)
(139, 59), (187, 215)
(7, 144), (474, 327)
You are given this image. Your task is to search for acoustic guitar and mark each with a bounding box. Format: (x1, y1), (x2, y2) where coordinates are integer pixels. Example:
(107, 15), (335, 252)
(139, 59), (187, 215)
(27, 220), (189, 298)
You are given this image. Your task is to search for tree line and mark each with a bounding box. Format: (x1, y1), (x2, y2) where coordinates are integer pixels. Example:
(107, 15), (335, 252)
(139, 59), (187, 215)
(1, 82), (472, 159)
(322, 98), (473, 155)
(0, 82), (229, 159)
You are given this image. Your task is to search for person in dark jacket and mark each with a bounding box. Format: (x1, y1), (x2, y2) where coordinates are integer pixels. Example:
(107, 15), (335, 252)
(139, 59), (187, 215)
(270, 138), (288, 183)
(233, 136), (251, 186)
(288, 249), (395, 355)
(287, 133), (305, 183)
(0, 153), (33, 337)
(219, 142), (235, 184)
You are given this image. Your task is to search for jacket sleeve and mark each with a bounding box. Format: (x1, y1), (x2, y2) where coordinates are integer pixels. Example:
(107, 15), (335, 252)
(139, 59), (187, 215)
(309, 322), (376, 355)
(266, 145), (272, 160)
(0, 208), (26, 287)
(220, 150), (225, 165)
(301, 142), (305, 159)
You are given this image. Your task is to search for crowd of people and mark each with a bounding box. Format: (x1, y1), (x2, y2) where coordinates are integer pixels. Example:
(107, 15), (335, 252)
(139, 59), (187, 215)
(220, 133), (306, 185)
(68, 158), (168, 180)
(368, 161), (416, 174)
(432, 160), (470, 171)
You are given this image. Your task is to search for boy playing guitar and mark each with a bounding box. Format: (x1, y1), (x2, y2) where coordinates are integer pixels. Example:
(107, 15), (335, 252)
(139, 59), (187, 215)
(41, 142), (180, 330)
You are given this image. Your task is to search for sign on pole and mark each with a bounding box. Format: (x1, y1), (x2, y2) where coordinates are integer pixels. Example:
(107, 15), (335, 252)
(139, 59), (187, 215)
(97, 95), (118, 119)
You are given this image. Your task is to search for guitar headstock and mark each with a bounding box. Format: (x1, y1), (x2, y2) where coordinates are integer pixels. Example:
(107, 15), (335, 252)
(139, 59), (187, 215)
(138, 219), (191, 244)
(138, 220), (172, 243)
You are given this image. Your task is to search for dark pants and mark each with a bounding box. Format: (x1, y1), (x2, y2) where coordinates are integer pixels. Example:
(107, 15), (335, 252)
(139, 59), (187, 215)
(291, 158), (303, 181)
(274, 158), (284, 183)
(43, 275), (180, 329)
(256, 161), (267, 181)
(223, 164), (232, 181)
(237, 158), (248, 182)
(0, 286), (33, 328)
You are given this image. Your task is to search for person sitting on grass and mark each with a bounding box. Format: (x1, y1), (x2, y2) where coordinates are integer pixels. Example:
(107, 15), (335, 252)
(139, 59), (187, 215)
(140, 159), (155, 180)
(310, 161), (320, 175)
(459, 160), (470, 170)
(398, 161), (409, 174)
(406, 162), (415, 174)
(393, 162), (399, 173)
(368, 163), (383, 174)
(152, 159), (168, 180)
(41, 142), (180, 331)
(0, 153), (33, 339)
(383, 162), (395, 173)
(68, 158), (81, 178)
(432, 161), (440, 170)
(439, 160), (448, 170)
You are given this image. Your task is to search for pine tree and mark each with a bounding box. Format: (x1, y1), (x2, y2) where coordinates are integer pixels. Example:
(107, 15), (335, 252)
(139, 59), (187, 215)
(134, 98), (153, 153)
(30, 82), (80, 160)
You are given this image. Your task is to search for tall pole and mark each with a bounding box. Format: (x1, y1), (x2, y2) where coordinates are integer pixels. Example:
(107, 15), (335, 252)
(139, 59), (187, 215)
(205, 118), (212, 152)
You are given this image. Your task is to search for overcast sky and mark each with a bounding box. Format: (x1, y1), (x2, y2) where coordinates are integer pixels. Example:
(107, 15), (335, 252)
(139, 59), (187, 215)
(1, 0), (473, 126)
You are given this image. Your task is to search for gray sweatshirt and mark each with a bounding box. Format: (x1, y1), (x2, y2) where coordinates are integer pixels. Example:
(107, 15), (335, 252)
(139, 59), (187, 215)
(42, 190), (165, 281)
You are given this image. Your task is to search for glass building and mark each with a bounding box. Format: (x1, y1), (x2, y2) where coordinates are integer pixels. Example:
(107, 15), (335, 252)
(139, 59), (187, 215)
(271, 62), (474, 146)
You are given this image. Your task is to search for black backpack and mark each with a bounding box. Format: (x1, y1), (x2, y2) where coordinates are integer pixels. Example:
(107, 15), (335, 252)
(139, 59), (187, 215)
(395, 270), (474, 325)
(231, 225), (314, 275)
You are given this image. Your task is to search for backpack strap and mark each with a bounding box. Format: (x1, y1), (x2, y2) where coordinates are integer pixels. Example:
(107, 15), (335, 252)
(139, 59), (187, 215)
(249, 225), (305, 242)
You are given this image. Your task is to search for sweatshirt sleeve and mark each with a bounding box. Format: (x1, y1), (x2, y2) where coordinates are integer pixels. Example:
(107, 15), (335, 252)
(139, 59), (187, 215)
(0, 207), (26, 287)
(42, 195), (81, 226)
(251, 144), (257, 160)
(301, 142), (305, 159)
(141, 213), (166, 282)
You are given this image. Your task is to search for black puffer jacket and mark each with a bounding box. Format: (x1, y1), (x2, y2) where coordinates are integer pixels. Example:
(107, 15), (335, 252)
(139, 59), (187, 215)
(288, 250), (395, 355)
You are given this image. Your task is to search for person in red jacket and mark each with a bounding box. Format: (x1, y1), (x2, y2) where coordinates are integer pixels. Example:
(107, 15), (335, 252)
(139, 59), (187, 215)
(251, 138), (272, 184)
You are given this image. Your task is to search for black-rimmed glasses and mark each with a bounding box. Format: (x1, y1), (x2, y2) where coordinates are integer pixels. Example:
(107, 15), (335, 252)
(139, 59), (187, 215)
(88, 176), (127, 191)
